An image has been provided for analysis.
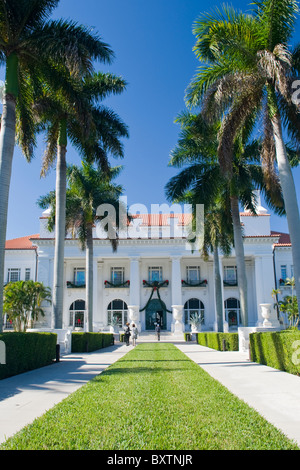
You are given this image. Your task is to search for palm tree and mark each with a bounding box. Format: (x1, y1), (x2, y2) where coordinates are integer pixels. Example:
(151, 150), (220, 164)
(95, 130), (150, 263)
(0, 0), (115, 332)
(3, 280), (51, 332)
(165, 111), (284, 326)
(35, 71), (129, 329)
(183, 190), (234, 332)
(185, 0), (300, 310)
(39, 161), (129, 332)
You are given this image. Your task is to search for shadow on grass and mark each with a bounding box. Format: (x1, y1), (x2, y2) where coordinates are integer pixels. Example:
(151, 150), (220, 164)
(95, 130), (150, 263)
(102, 366), (191, 376)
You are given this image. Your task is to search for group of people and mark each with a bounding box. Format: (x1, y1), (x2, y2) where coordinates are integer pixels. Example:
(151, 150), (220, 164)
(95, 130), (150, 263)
(124, 322), (138, 346)
(123, 321), (161, 345)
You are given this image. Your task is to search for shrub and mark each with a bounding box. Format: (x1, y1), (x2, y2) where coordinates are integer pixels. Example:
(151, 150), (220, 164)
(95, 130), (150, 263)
(0, 332), (57, 380)
(71, 332), (114, 352)
(249, 330), (300, 375)
(3, 281), (51, 331)
(197, 332), (239, 351)
(184, 333), (192, 342)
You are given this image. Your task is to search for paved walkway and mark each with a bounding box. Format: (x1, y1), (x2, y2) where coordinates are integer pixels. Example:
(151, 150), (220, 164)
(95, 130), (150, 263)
(0, 340), (300, 448)
(0, 343), (134, 445)
(177, 343), (300, 447)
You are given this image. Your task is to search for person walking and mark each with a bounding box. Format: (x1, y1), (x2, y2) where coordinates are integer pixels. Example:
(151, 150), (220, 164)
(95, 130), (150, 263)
(124, 322), (131, 346)
(155, 323), (161, 341)
(132, 323), (138, 346)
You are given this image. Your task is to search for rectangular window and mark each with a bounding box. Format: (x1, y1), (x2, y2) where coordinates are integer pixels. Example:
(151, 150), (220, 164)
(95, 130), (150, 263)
(111, 267), (124, 285)
(224, 266), (237, 284)
(148, 266), (162, 282)
(186, 266), (200, 284)
(74, 268), (85, 287)
(291, 265), (294, 278)
(25, 268), (31, 281)
(7, 268), (21, 283)
(280, 265), (287, 281)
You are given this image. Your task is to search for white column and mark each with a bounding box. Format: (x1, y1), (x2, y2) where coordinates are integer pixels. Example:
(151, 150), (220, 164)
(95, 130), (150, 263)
(37, 256), (52, 328)
(171, 256), (183, 333)
(129, 257), (141, 331)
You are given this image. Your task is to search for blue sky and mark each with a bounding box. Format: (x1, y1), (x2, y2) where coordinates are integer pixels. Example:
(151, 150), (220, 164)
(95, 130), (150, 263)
(5, 0), (300, 239)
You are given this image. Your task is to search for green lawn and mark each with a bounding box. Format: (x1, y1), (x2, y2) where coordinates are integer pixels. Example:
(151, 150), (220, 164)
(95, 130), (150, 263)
(1, 343), (298, 450)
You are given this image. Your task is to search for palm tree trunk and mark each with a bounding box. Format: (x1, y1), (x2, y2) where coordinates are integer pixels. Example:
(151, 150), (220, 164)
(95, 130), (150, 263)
(230, 196), (248, 326)
(213, 244), (224, 332)
(271, 113), (300, 308)
(0, 54), (19, 332)
(52, 120), (67, 329)
(86, 223), (93, 332)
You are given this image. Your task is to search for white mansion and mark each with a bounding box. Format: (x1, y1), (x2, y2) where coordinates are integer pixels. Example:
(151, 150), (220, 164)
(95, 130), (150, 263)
(4, 193), (293, 335)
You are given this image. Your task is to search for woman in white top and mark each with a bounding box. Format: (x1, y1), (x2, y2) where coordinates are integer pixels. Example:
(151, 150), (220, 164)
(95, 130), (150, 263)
(131, 323), (138, 346)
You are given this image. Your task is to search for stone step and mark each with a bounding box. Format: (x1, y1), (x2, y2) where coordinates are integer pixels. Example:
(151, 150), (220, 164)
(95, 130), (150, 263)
(136, 331), (185, 343)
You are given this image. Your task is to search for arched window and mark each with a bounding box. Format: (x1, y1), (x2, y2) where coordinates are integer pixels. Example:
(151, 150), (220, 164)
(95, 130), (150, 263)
(69, 299), (86, 328)
(184, 298), (205, 327)
(224, 298), (241, 328)
(107, 299), (128, 327)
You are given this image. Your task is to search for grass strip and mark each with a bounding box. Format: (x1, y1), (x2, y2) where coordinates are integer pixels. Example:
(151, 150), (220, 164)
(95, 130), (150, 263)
(1, 343), (298, 450)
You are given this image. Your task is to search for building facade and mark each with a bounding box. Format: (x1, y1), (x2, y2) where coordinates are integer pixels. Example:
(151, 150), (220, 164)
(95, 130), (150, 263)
(4, 194), (293, 334)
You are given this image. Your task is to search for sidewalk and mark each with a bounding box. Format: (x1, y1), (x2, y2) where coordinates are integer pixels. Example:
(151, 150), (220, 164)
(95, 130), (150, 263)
(0, 343), (134, 444)
(1, 340), (300, 447)
(177, 343), (300, 447)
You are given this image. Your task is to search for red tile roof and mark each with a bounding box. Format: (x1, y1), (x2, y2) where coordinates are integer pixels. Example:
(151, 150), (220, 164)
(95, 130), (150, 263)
(5, 234), (39, 250)
(271, 231), (291, 247)
(240, 212), (269, 216)
(130, 213), (193, 226)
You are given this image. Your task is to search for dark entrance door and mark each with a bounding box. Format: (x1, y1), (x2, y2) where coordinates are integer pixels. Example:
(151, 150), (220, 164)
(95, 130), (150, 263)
(145, 299), (167, 330)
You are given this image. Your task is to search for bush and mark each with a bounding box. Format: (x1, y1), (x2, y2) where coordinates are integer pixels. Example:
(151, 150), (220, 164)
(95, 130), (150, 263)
(0, 332), (57, 380)
(120, 333), (125, 342)
(184, 332), (192, 342)
(71, 332), (114, 353)
(197, 332), (239, 351)
(249, 330), (300, 375)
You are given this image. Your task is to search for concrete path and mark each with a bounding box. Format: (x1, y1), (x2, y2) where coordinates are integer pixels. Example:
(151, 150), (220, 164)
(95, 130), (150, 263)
(176, 343), (300, 448)
(0, 343), (134, 444)
(1, 340), (300, 448)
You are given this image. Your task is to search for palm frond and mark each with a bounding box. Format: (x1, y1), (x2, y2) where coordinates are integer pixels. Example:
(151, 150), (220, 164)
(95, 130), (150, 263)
(252, 0), (299, 49)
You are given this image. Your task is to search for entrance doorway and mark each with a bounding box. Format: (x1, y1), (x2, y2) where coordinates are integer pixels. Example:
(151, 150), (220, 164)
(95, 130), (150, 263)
(145, 299), (167, 330)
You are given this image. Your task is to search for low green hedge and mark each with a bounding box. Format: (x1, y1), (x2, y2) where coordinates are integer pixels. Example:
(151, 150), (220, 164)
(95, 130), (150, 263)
(71, 332), (114, 353)
(197, 332), (239, 351)
(0, 332), (57, 380)
(249, 330), (300, 375)
(184, 332), (192, 342)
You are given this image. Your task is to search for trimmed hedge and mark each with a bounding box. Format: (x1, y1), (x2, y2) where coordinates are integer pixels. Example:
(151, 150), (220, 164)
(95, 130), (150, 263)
(250, 330), (300, 375)
(0, 332), (57, 380)
(71, 332), (114, 353)
(184, 332), (192, 341)
(197, 332), (239, 351)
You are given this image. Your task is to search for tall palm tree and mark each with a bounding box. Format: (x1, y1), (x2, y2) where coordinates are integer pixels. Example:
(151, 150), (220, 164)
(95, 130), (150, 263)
(0, 0), (115, 332)
(39, 161), (128, 332)
(202, 201), (233, 332)
(35, 71), (128, 329)
(180, 189), (234, 332)
(186, 0), (300, 308)
(165, 111), (284, 326)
